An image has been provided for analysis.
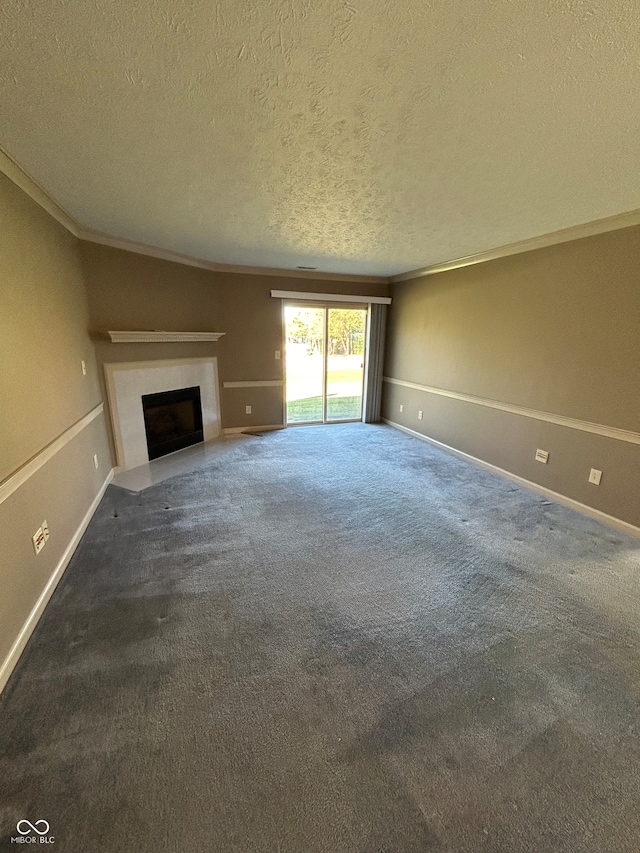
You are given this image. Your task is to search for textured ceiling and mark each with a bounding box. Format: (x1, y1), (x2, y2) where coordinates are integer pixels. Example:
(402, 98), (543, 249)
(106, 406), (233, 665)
(2, 0), (640, 276)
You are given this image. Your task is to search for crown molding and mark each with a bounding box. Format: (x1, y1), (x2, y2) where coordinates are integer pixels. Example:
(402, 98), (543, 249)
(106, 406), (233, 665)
(0, 143), (387, 284)
(391, 208), (640, 283)
(0, 143), (81, 236)
(4, 141), (640, 286)
(78, 227), (389, 284)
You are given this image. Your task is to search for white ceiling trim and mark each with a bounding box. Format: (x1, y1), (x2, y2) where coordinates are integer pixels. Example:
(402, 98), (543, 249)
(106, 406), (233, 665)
(0, 143), (81, 236)
(0, 146), (387, 284)
(80, 227), (388, 284)
(3, 142), (640, 287)
(391, 209), (640, 283)
(4, 0), (640, 280)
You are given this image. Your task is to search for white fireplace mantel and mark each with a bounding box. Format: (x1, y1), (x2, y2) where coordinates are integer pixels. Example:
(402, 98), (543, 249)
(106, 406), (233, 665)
(108, 331), (225, 343)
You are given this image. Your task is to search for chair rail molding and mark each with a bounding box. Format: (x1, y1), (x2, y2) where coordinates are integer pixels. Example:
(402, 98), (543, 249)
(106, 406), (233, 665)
(0, 404), (105, 505)
(223, 380), (283, 388)
(383, 377), (640, 445)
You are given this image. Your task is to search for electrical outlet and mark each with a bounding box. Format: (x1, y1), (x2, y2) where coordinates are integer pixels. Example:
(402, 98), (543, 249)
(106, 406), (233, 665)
(245, 405), (252, 414)
(32, 526), (46, 555)
(589, 468), (602, 485)
(275, 350), (281, 360)
(81, 359), (87, 376)
(399, 404), (404, 413)
(535, 449), (549, 464)
(42, 520), (50, 541)
(418, 410), (423, 420)
(93, 453), (99, 469)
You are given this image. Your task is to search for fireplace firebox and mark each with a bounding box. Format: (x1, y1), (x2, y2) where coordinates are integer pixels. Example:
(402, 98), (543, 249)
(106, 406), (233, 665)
(141, 386), (204, 460)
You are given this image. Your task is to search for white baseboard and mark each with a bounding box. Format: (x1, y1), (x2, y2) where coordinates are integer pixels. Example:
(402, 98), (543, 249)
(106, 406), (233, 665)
(383, 419), (640, 539)
(0, 468), (114, 696)
(222, 424), (284, 435)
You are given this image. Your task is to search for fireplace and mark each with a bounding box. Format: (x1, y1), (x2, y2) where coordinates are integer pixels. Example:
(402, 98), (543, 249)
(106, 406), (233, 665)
(104, 358), (221, 471)
(141, 386), (204, 460)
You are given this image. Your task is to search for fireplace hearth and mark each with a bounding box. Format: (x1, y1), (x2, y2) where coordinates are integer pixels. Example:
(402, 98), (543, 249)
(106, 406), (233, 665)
(141, 386), (204, 460)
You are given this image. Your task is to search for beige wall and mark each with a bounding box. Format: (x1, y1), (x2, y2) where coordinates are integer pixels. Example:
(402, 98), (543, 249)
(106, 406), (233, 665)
(0, 174), (104, 480)
(80, 242), (390, 455)
(383, 227), (640, 528)
(0, 173), (111, 687)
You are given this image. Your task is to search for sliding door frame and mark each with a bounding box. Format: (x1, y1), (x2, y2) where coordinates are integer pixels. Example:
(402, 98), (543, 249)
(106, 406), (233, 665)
(322, 306), (329, 424)
(282, 300), (369, 427)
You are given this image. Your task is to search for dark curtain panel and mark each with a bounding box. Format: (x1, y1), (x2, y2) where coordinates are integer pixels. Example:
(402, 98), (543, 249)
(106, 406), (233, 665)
(364, 303), (387, 423)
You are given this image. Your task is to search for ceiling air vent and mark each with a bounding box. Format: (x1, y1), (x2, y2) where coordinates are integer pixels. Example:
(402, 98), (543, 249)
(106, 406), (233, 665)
(296, 265), (317, 270)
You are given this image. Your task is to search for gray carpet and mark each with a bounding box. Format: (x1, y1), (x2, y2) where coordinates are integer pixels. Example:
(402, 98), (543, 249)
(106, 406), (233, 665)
(2, 423), (640, 852)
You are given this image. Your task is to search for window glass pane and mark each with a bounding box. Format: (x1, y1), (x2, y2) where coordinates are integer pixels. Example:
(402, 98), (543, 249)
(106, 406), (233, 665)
(285, 306), (325, 423)
(326, 308), (366, 421)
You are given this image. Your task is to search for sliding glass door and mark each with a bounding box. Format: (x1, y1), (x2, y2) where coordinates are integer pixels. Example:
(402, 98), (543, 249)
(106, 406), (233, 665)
(284, 304), (367, 425)
(325, 307), (366, 421)
(284, 305), (325, 424)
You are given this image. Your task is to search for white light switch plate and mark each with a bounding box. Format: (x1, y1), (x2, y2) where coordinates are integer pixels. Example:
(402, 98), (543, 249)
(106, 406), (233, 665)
(589, 468), (602, 485)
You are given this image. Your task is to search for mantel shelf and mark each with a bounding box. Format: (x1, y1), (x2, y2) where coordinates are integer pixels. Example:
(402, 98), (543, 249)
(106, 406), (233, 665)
(108, 331), (226, 343)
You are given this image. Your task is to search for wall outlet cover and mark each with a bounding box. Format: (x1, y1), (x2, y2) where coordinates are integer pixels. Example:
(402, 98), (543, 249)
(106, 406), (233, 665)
(32, 527), (46, 555)
(589, 468), (603, 485)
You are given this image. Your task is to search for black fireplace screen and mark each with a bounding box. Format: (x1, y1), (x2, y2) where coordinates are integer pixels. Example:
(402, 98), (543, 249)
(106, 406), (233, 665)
(141, 386), (204, 461)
